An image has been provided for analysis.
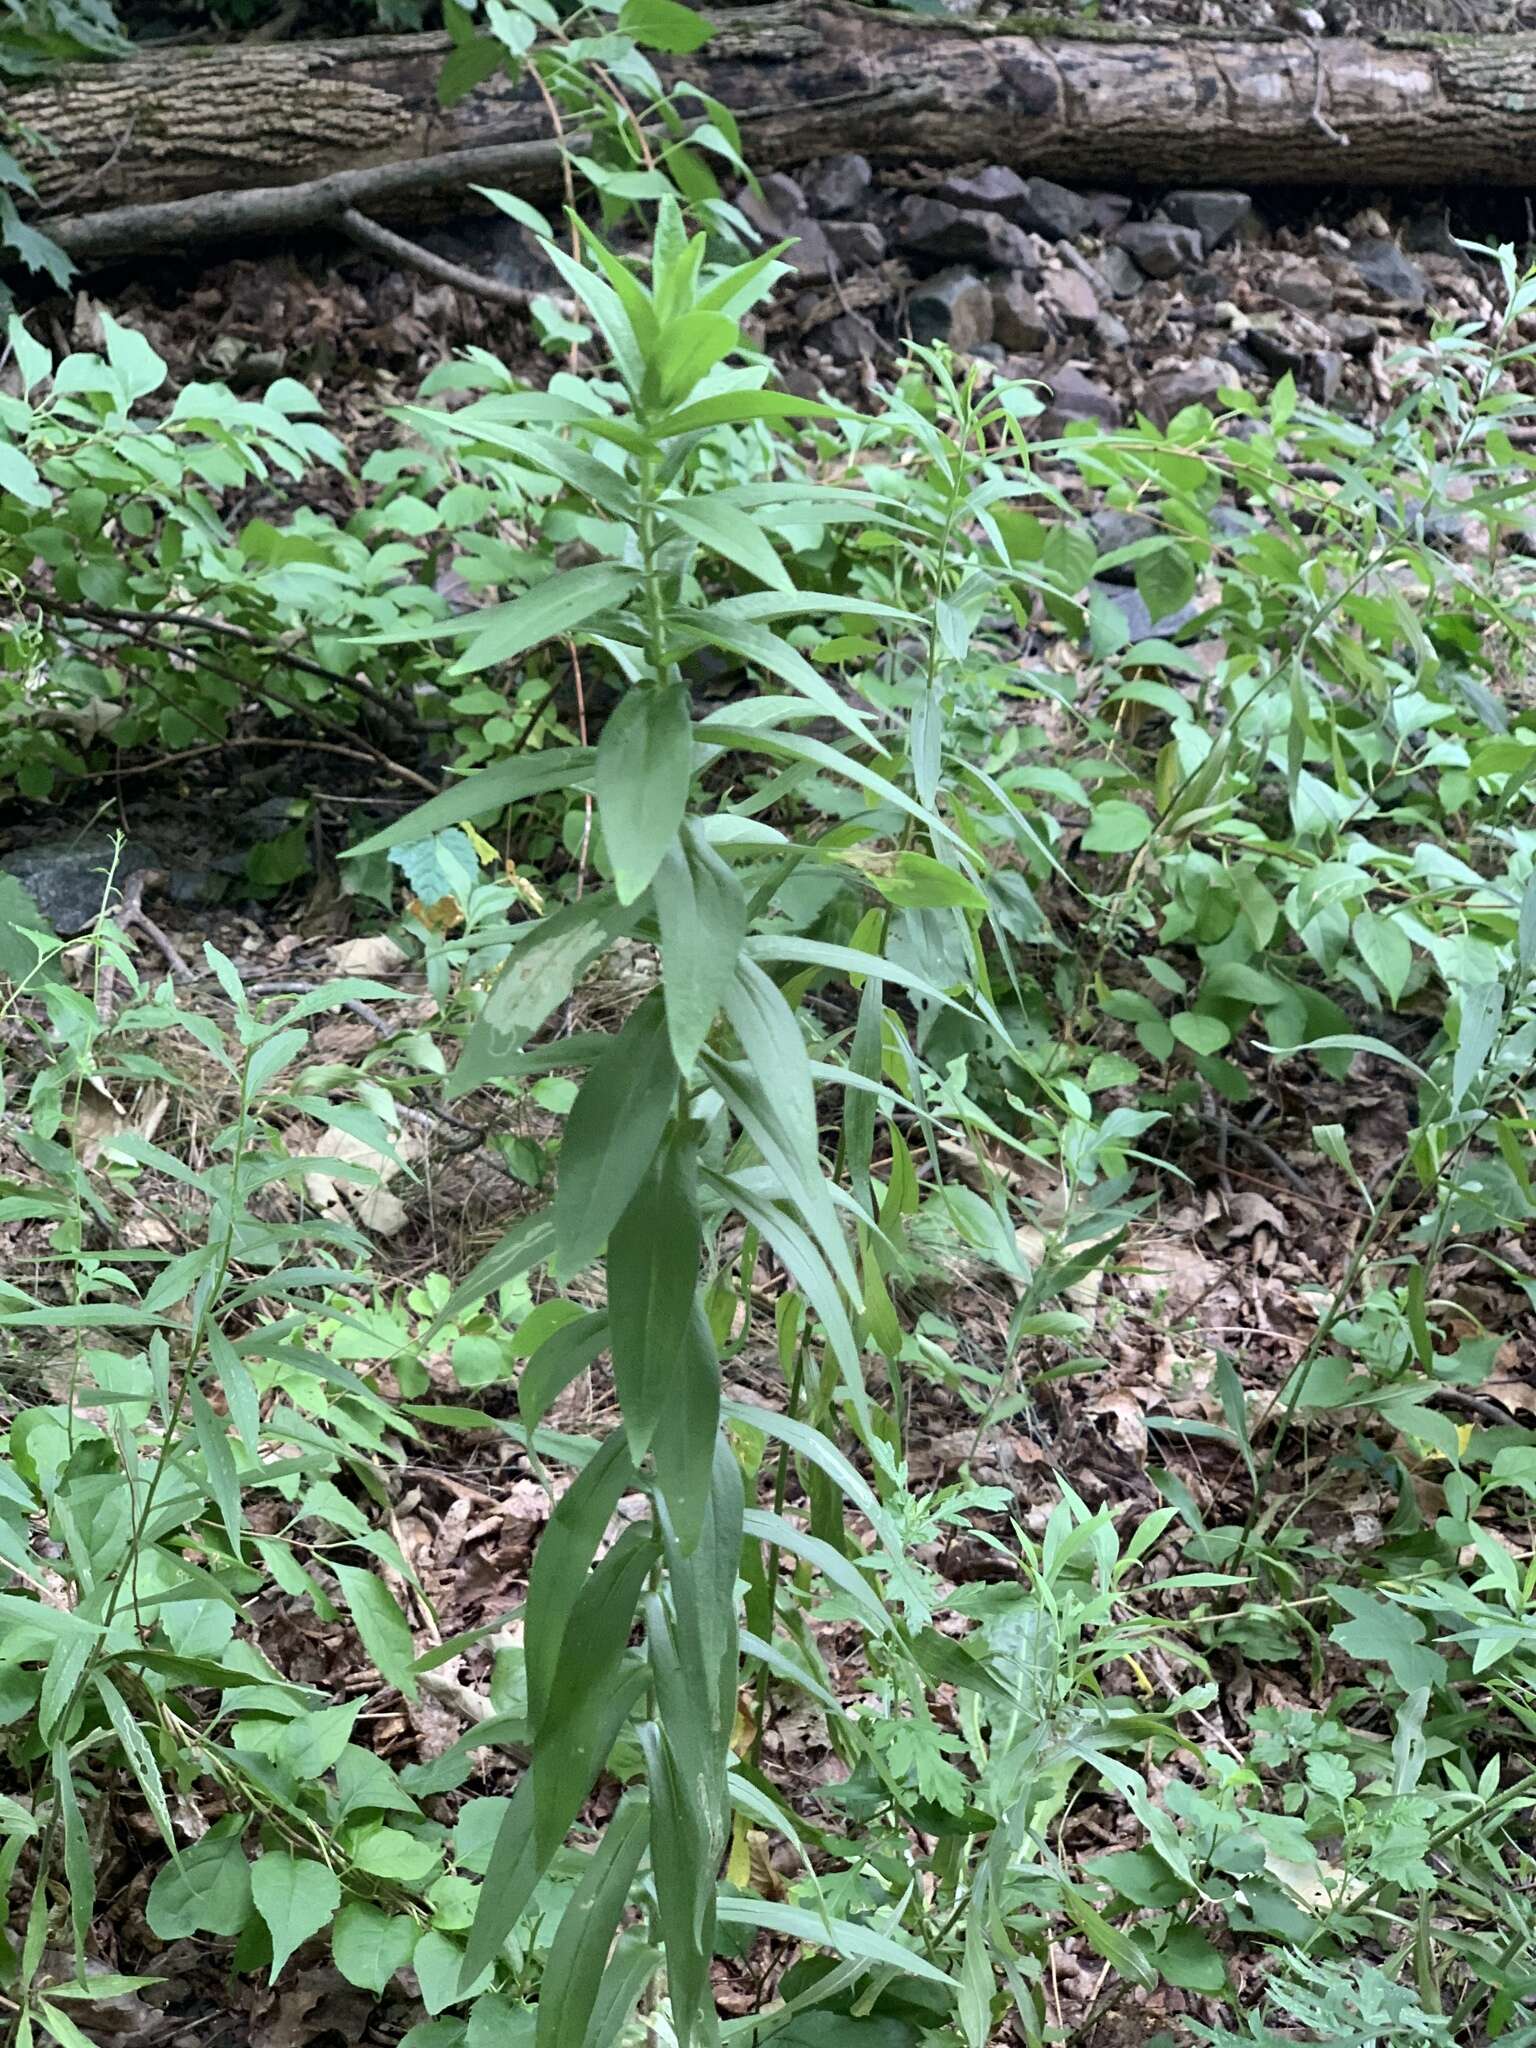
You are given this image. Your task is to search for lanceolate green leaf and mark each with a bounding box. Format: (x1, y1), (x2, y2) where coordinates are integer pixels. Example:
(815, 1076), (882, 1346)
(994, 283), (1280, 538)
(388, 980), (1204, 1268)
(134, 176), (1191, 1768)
(451, 564), (641, 676)
(653, 824), (748, 1075)
(535, 1795), (650, 2048)
(712, 1897), (956, 1987)
(639, 1718), (716, 2048)
(519, 1310), (611, 1437)
(661, 497), (792, 593)
(581, 1936), (663, 2048)
(649, 1303), (721, 1553)
(706, 1168), (870, 1438)
(462, 1670), (647, 1986)
(552, 996), (679, 1279)
(532, 1528), (657, 1867)
(94, 1675), (177, 1855)
(524, 1430), (638, 1735)
(427, 1207), (557, 1335)
(332, 1563), (419, 1703)
(452, 891), (637, 1098)
(722, 959), (857, 1296)
(608, 1129), (702, 1461)
(346, 749), (594, 859)
(594, 681), (694, 904)
(188, 1383), (242, 1557)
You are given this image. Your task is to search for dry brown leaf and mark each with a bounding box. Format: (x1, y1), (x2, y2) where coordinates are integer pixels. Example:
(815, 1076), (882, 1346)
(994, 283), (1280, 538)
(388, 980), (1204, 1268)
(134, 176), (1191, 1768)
(326, 933), (408, 977)
(71, 1080), (169, 1169)
(1090, 1389), (1149, 1463)
(303, 1121), (420, 1236)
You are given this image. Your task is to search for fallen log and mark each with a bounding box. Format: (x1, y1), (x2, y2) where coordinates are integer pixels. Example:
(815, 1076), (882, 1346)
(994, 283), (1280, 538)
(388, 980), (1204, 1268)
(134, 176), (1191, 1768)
(12, 6), (1536, 266)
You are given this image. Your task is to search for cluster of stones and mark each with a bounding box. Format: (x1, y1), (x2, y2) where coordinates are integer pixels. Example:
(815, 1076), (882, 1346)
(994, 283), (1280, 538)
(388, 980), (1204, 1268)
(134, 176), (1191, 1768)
(741, 155), (1454, 434)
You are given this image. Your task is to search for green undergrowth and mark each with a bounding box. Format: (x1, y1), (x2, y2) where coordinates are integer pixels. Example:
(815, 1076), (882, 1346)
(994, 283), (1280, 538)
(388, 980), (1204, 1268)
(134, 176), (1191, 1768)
(1, 200), (1536, 2048)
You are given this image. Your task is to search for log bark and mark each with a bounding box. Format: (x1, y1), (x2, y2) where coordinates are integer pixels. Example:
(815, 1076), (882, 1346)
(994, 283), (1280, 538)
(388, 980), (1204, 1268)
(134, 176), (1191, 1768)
(11, 7), (1536, 251)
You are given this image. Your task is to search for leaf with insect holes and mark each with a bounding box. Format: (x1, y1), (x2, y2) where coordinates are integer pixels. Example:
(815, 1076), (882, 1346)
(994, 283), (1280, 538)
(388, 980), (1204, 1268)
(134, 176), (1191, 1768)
(595, 682), (694, 904)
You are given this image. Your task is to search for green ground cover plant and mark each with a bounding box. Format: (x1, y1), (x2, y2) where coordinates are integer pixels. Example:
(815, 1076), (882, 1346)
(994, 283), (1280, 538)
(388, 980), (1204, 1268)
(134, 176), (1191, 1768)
(1, 103), (1536, 2048)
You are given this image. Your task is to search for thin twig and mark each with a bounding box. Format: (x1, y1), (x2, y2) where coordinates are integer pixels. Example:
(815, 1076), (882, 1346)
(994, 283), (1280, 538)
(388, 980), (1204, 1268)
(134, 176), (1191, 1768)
(78, 735), (414, 783)
(340, 208), (574, 314)
(30, 593), (443, 734)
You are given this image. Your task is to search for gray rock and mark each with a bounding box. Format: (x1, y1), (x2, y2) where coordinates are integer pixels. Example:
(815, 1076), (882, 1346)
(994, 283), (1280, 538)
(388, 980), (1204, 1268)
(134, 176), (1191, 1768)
(1091, 508), (1158, 581)
(909, 268), (994, 351)
(2, 833), (157, 935)
(931, 165), (1030, 215)
(1113, 221), (1203, 279)
(823, 219), (886, 268)
(1162, 189), (1254, 253)
(1309, 350), (1347, 403)
(1221, 340), (1272, 383)
(896, 197), (1036, 273)
(1401, 209), (1468, 265)
(1012, 176), (1096, 241)
(1093, 310), (1131, 352)
(1350, 237), (1427, 308)
(1326, 312), (1378, 356)
(1142, 357), (1232, 428)
(740, 171), (806, 236)
(1244, 325), (1308, 379)
(808, 314), (875, 363)
(991, 274), (1049, 351)
(1039, 367), (1122, 436)
(1098, 244), (1147, 299)
(1272, 261), (1334, 313)
(1086, 190), (1135, 233)
(1090, 579), (1199, 642)
(779, 217), (838, 281)
(804, 153), (873, 218)
(1041, 267), (1099, 332)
